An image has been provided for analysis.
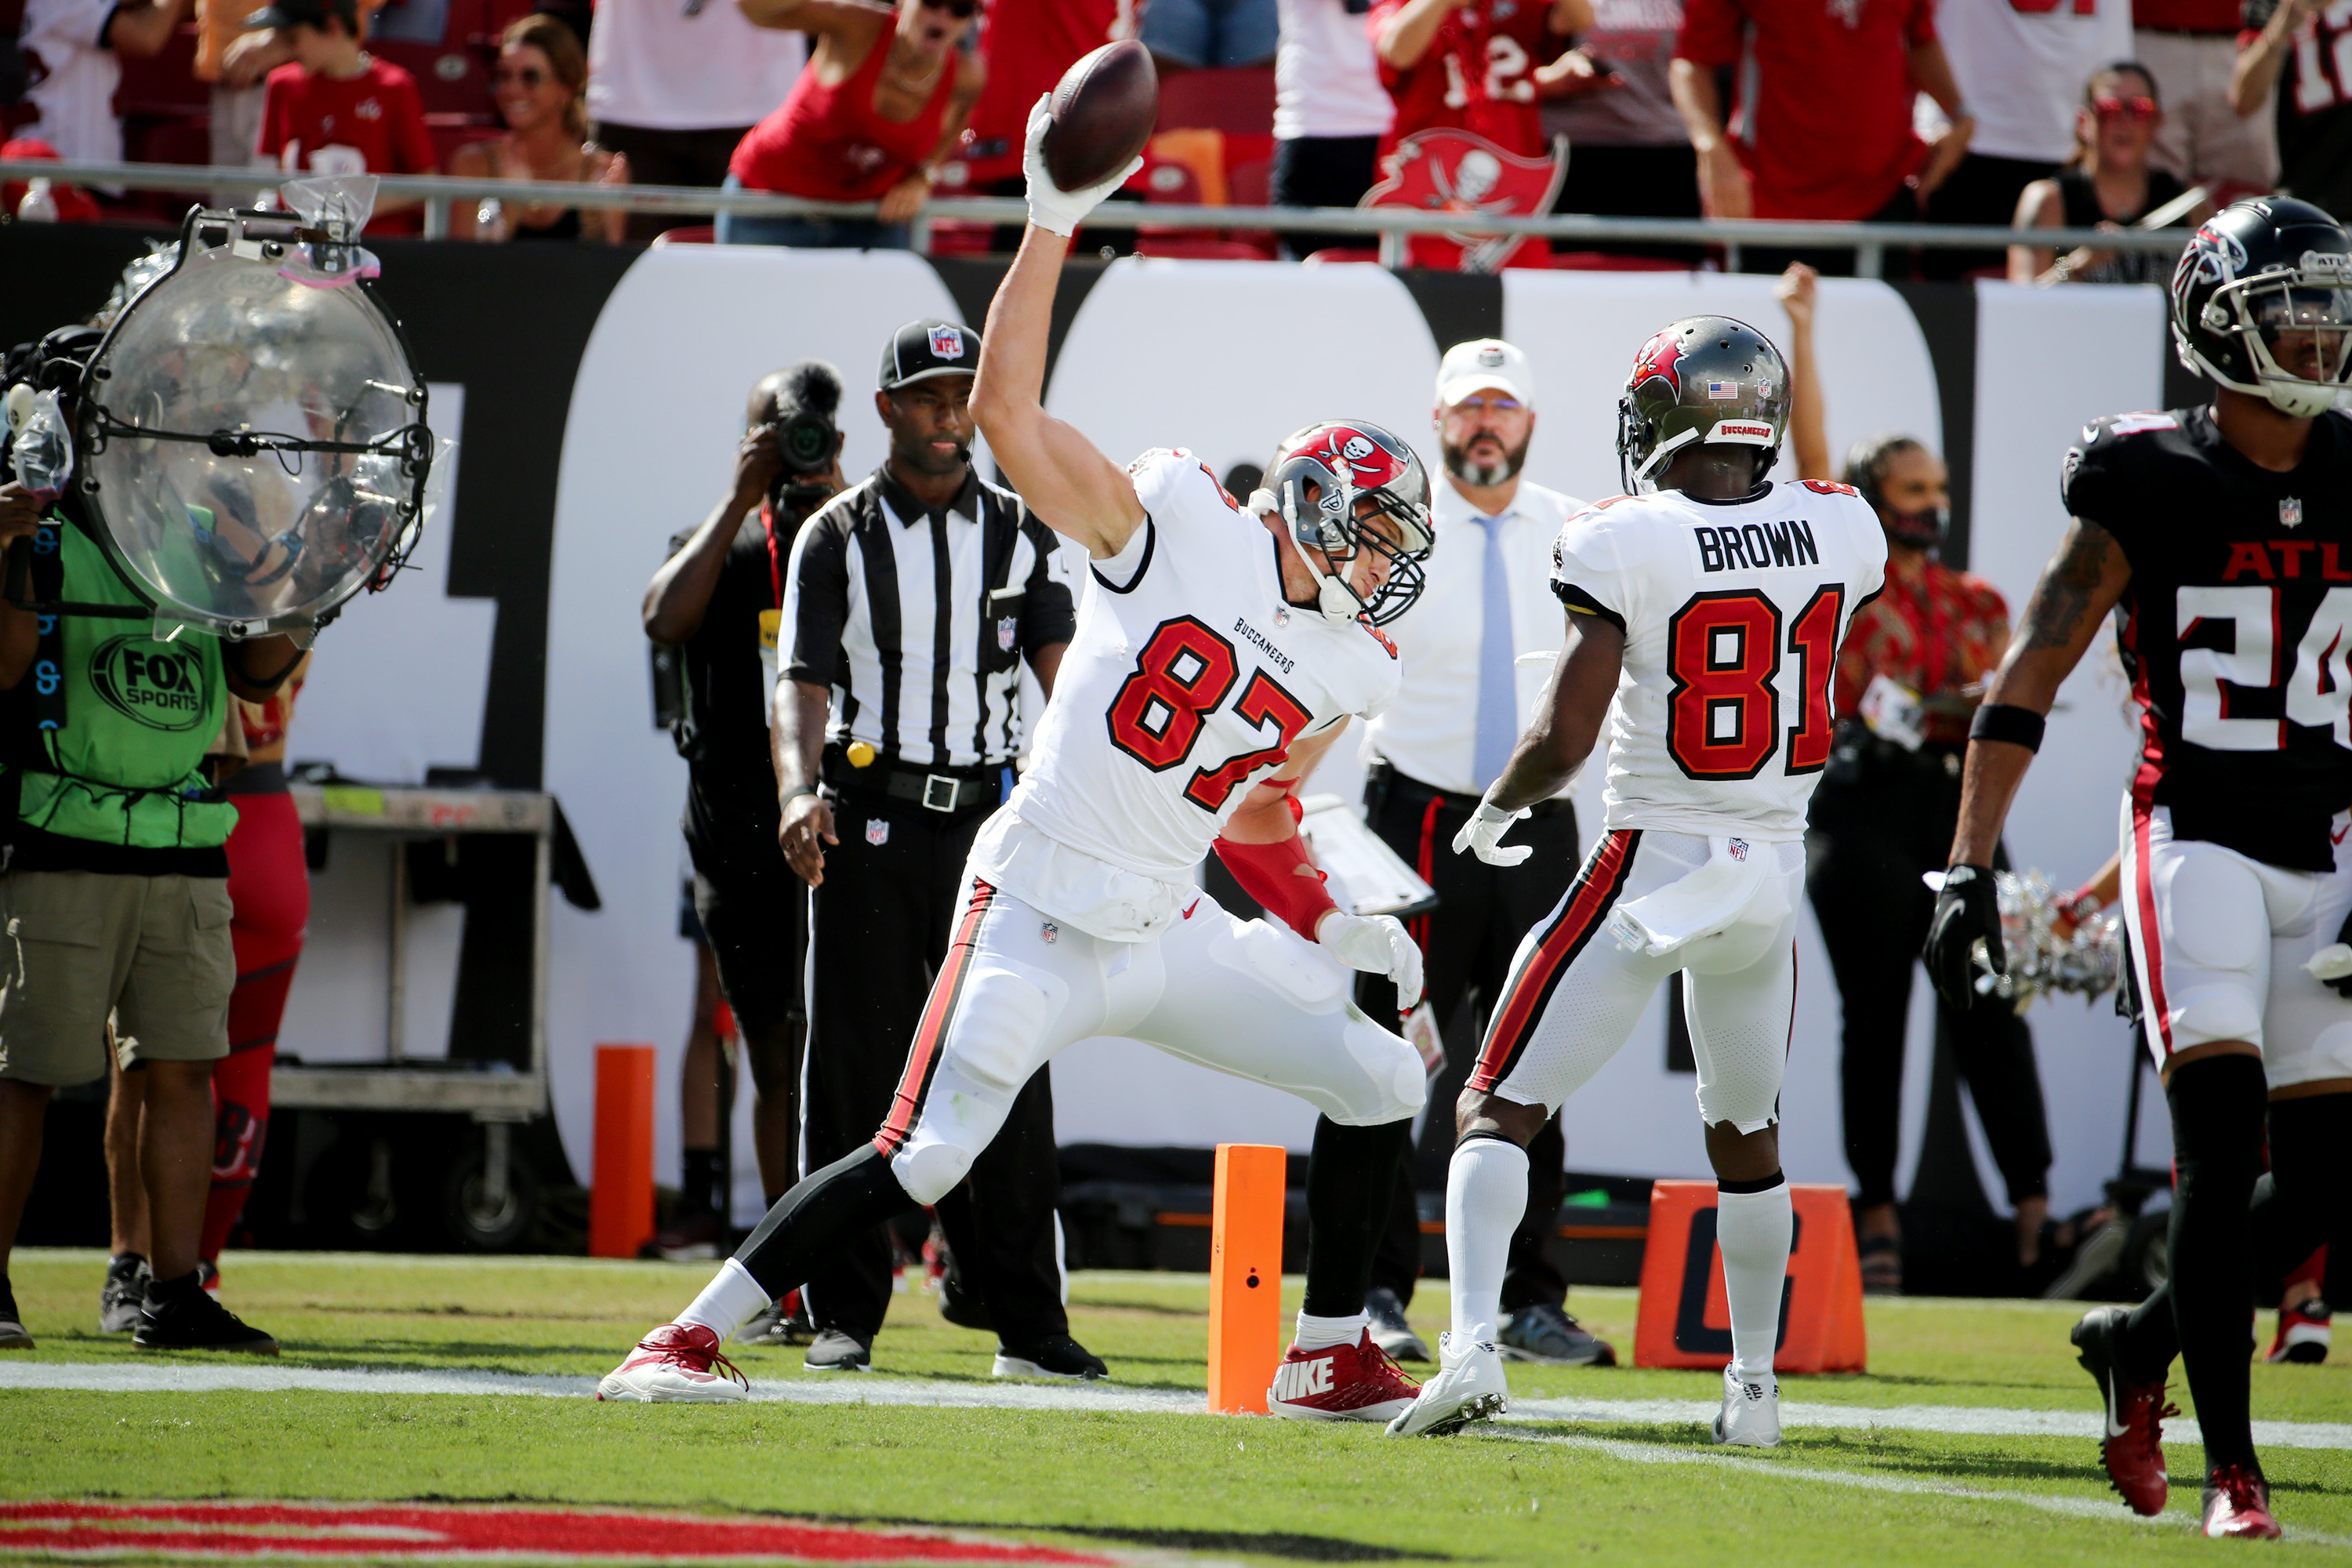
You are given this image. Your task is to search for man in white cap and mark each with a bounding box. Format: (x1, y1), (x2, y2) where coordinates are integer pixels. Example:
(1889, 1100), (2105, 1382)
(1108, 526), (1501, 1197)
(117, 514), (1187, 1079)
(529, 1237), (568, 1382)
(1356, 338), (1615, 1369)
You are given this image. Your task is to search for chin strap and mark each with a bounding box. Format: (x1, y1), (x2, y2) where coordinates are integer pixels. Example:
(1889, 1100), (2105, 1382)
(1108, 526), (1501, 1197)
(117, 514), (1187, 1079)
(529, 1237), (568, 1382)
(1250, 486), (1365, 627)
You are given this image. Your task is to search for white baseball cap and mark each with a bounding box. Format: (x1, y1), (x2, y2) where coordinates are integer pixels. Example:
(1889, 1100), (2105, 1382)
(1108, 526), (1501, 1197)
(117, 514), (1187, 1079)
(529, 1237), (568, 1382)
(1436, 338), (1534, 408)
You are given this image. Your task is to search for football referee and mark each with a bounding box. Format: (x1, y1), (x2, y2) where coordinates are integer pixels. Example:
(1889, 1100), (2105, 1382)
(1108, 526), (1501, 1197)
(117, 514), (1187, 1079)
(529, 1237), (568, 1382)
(772, 319), (1103, 1379)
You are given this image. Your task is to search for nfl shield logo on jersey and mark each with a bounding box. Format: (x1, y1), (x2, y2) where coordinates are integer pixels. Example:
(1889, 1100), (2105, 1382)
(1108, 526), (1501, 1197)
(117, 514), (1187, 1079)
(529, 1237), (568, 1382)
(2282, 496), (2304, 528)
(930, 325), (965, 360)
(866, 819), (890, 846)
(998, 616), (1018, 652)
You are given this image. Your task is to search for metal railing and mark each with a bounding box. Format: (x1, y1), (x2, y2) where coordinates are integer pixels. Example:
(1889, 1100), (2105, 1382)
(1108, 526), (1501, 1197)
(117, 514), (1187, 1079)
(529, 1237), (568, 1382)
(0, 158), (2201, 278)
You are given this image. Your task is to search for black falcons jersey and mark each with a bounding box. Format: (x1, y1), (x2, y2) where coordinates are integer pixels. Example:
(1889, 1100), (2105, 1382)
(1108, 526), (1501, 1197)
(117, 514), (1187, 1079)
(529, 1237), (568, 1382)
(2063, 405), (2352, 871)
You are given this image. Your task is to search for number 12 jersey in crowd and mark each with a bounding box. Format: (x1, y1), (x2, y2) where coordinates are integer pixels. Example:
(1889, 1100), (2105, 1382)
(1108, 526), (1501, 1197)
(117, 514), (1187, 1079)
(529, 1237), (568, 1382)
(969, 448), (1403, 940)
(1548, 479), (1887, 841)
(2065, 405), (2352, 873)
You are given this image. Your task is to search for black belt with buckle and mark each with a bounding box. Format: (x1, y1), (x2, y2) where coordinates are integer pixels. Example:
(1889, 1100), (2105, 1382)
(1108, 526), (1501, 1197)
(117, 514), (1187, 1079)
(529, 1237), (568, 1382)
(826, 750), (1000, 814)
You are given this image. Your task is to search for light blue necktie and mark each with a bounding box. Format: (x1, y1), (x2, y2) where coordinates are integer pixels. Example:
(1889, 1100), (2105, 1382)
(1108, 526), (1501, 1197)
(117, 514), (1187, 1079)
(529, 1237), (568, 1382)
(1472, 512), (1517, 789)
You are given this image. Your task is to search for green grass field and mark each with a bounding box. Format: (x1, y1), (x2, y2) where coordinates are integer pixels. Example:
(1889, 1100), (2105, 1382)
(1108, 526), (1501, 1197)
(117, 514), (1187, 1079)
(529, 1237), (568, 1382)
(2, 1248), (2347, 1565)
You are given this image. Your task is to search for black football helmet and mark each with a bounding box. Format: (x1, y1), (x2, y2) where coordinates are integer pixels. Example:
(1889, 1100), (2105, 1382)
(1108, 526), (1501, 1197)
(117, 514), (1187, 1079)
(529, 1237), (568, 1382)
(1615, 317), (1791, 494)
(1250, 419), (1434, 627)
(2171, 196), (2352, 419)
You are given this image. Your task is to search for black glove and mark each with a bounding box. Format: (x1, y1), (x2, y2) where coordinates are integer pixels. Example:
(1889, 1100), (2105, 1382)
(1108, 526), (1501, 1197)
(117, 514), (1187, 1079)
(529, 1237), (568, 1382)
(1924, 864), (2003, 1012)
(2316, 906), (2352, 998)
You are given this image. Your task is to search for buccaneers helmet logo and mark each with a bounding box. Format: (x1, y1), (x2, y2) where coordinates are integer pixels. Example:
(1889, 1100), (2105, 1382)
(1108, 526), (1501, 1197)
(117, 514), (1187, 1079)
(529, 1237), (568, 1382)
(1631, 330), (1686, 396)
(1298, 426), (1404, 489)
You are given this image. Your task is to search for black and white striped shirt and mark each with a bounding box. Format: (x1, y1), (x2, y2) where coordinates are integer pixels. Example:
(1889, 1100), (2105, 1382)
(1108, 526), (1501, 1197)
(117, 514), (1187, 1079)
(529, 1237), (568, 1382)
(782, 466), (1075, 768)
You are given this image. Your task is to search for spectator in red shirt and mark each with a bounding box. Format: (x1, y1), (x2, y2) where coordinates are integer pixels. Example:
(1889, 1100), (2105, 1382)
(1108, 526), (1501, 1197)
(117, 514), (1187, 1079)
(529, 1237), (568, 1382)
(246, 0), (437, 234)
(2233, 0), (2352, 220)
(1669, 0), (1972, 271)
(724, 0), (985, 249)
(1371, 0), (1600, 161)
(949, 0), (1128, 196)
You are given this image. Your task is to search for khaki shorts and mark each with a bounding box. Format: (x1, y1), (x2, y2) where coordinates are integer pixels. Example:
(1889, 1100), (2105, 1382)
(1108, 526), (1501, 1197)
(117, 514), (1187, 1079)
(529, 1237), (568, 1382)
(0, 869), (234, 1086)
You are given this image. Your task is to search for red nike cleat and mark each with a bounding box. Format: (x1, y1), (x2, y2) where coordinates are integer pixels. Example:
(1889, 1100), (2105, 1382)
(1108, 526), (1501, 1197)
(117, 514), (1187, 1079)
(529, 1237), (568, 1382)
(596, 1323), (750, 1403)
(1267, 1330), (1421, 1423)
(2072, 1306), (2175, 1516)
(2202, 1465), (2283, 1539)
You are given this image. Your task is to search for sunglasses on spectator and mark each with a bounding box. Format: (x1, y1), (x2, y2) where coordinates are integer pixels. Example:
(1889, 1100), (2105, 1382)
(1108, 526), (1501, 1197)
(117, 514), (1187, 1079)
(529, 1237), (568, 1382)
(495, 64), (547, 87)
(919, 0), (978, 15)
(2090, 95), (2158, 121)
(1448, 395), (1525, 415)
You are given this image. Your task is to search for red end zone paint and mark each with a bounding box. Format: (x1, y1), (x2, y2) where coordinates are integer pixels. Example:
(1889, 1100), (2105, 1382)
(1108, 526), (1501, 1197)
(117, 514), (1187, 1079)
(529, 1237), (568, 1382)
(0, 1501), (1116, 1564)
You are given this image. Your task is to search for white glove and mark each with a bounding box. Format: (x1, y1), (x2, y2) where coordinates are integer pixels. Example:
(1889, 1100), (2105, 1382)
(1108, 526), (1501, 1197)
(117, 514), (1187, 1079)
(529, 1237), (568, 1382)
(1452, 798), (1532, 866)
(1317, 909), (1425, 1011)
(1022, 93), (1144, 238)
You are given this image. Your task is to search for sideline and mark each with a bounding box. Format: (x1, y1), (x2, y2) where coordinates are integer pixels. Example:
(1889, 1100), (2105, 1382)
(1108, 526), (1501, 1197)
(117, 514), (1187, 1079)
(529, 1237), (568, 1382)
(1494, 1429), (2352, 1550)
(2, 1360), (2348, 1452)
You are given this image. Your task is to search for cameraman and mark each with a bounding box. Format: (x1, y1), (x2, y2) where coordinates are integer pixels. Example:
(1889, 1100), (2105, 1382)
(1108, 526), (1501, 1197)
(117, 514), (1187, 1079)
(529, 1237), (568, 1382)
(0, 329), (291, 1353)
(644, 364), (842, 1334)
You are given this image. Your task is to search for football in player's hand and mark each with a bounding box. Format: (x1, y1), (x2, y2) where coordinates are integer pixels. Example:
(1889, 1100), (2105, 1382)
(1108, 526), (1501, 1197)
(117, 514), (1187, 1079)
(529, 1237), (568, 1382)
(1041, 41), (1158, 193)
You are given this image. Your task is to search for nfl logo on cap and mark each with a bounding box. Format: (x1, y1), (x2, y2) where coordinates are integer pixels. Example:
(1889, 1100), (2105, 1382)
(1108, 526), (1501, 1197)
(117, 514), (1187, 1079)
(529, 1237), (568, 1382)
(931, 325), (965, 360)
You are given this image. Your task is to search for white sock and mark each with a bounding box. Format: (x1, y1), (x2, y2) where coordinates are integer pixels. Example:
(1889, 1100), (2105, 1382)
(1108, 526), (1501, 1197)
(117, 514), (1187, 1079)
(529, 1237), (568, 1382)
(673, 1257), (772, 1343)
(1716, 1180), (1792, 1379)
(1294, 1310), (1367, 1352)
(1446, 1136), (1528, 1349)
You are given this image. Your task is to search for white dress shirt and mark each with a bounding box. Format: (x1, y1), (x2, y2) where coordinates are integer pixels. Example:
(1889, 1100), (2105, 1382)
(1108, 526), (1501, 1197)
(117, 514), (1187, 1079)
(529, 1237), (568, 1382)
(1366, 473), (1584, 796)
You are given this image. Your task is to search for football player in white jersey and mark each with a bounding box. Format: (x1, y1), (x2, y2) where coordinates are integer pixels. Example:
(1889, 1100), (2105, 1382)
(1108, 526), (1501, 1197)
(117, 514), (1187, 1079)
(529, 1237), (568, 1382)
(1388, 318), (1887, 1444)
(598, 101), (1441, 1421)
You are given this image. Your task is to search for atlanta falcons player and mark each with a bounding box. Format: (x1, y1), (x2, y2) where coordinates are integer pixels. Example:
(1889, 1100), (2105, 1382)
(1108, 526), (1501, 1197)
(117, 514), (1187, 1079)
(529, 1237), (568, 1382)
(598, 100), (1439, 1422)
(1926, 196), (2352, 1541)
(1388, 318), (1886, 1445)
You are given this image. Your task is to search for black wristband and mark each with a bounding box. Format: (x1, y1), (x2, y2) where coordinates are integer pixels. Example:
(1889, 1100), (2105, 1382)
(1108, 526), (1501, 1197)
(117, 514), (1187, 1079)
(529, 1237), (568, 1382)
(1969, 702), (2045, 753)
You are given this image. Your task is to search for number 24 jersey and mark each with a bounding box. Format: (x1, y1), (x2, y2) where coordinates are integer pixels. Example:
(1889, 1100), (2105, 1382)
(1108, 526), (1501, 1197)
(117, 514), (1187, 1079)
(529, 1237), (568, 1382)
(978, 448), (1403, 934)
(2065, 405), (2352, 873)
(1550, 481), (1887, 841)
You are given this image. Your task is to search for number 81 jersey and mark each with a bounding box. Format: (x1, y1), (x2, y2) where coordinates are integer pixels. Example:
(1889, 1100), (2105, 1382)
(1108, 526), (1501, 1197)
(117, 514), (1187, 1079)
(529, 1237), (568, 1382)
(1551, 480), (1887, 841)
(2066, 405), (2352, 873)
(982, 448), (1404, 933)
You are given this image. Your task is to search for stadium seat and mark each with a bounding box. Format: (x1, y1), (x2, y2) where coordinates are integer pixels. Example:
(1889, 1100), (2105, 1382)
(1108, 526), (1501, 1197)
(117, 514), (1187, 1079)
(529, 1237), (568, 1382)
(923, 219), (995, 257)
(651, 225), (715, 246)
(1301, 247), (1381, 266)
(1547, 251), (1693, 271)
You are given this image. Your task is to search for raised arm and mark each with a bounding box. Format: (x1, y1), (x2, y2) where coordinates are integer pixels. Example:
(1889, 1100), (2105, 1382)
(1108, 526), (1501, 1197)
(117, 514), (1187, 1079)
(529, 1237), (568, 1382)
(970, 101), (1148, 559)
(1775, 263), (1831, 481)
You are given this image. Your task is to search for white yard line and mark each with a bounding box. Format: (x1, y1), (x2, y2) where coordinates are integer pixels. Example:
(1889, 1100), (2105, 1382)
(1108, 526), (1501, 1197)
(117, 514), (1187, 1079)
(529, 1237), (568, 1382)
(2, 1360), (2349, 1454)
(1492, 1429), (2352, 1550)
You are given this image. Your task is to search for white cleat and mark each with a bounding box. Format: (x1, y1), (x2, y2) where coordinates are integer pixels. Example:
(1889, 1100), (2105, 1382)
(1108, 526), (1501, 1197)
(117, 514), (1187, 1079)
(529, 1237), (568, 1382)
(1711, 1365), (1780, 1447)
(596, 1323), (750, 1403)
(1385, 1332), (1509, 1437)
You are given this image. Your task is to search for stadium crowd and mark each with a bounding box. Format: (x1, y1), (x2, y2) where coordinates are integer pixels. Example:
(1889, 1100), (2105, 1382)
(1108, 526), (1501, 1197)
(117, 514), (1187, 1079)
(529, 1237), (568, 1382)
(2, 0), (2349, 263)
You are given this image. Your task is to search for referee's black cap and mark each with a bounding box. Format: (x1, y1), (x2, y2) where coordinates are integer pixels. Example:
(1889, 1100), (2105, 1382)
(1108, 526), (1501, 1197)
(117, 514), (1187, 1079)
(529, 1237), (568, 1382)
(880, 319), (981, 392)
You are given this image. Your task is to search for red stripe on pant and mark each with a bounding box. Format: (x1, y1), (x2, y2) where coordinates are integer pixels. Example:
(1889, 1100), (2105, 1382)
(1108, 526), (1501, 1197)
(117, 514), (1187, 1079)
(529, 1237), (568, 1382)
(202, 790), (310, 1262)
(873, 878), (996, 1158)
(2131, 804), (2173, 1057)
(1409, 795), (1442, 954)
(1469, 829), (1637, 1094)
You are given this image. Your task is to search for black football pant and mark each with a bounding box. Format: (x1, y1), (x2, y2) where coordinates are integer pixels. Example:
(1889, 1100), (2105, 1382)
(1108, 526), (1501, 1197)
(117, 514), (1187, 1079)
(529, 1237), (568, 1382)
(796, 786), (1067, 1348)
(1354, 771), (1581, 1314)
(1806, 753), (2053, 1212)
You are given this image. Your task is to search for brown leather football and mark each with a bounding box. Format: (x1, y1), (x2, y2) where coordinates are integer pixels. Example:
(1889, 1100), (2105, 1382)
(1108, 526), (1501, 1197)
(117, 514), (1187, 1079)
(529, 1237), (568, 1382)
(1040, 40), (1158, 194)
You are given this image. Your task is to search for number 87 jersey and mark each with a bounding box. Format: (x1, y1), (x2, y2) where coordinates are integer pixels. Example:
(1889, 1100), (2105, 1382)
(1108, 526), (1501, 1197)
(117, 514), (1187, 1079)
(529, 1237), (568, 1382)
(1551, 479), (1887, 841)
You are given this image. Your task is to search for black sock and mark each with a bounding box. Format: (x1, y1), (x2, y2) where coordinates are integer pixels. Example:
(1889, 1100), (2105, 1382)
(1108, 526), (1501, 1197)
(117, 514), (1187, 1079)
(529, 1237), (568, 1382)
(2162, 1054), (2268, 1477)
(2266, 1092), (2352, 1309)
(732, 1145), (912, 1302)
(147, 1270), (204, 1304)
(1301, 1116), (1408, 1319)
(682, 1149), (721, 1215)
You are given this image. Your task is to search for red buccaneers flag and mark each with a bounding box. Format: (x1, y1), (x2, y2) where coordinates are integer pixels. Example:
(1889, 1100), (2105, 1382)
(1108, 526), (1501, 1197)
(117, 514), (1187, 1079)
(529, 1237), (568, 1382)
(1360, 129), (1566, 274)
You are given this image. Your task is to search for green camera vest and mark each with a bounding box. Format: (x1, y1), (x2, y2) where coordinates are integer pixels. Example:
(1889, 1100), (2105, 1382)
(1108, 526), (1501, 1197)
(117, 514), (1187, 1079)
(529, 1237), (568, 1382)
(9, 514), (235, 851)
